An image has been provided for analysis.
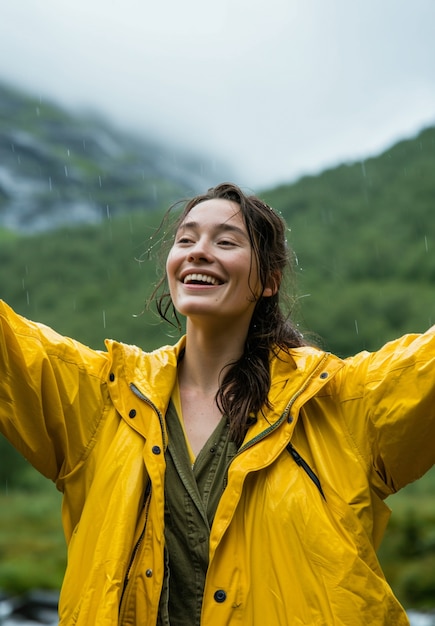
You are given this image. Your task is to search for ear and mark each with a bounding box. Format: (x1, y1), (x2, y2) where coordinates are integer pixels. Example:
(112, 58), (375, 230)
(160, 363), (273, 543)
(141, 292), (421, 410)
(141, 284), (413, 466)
(262, 272), (280, 298)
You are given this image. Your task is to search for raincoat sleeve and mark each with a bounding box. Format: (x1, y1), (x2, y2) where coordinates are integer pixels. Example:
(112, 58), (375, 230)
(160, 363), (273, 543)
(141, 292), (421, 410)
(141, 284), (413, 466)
(337, 326), (435, 497)
(0, 299), (110, 482)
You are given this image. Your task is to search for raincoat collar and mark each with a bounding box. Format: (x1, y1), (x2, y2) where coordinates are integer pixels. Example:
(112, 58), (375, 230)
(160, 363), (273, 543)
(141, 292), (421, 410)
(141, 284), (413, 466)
(106, 336), (344, 446)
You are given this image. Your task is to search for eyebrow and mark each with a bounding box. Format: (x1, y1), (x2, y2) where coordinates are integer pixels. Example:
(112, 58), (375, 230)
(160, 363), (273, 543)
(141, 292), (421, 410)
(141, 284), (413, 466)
(178, 220), (248, 239)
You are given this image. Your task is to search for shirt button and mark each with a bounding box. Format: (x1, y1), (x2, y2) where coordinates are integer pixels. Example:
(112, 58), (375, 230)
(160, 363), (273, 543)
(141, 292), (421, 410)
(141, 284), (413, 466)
(109, 373), (115, 382)
(128, 409), (137, 418)
(152, 445), (161, 455)
(145, 569), (153, 578)
(214, 590), (227, 603)
(320, 372), (328, 379)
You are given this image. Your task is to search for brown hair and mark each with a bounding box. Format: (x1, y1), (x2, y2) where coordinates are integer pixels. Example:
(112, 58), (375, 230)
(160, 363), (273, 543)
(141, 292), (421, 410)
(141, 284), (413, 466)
(150, 182), (307, 445)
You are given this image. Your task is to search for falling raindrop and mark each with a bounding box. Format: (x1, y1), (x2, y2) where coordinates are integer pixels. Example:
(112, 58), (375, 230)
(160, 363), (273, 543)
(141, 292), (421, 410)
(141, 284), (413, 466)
(98, 176), (102, 188)
(424, 236), (428, 252)
(48, 177), (52, 191)
(102, 310), (106, 329)
(64, 165), (69, 177)
(354, 320), (359, 335)
(106, 209), (113, 242)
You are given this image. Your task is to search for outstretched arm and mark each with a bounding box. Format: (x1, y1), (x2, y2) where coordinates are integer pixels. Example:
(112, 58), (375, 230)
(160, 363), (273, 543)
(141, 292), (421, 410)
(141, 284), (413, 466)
(338, 327), (435, 497)
(0, 300), (110, 482)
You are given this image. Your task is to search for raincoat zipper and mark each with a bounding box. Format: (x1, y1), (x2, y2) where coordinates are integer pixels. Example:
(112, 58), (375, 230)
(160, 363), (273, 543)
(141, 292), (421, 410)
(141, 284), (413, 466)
(119, 383), (168, 616)
(286, 442), (326, 500)
(223, 353), (329, 488)
(119, 482), (152, 613)
(130, 382), (168, 450)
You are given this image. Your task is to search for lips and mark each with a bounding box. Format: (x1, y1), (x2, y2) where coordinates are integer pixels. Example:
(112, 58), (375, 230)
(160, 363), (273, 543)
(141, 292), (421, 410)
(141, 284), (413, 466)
(183, 273), (222, 285)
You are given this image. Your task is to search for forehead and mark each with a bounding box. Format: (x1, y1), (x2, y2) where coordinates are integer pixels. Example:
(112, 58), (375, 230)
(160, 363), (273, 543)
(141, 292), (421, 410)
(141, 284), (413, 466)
(179, 198), (245, 230)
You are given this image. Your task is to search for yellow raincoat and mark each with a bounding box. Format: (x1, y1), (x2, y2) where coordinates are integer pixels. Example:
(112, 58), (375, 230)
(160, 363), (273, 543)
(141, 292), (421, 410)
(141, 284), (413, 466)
(1, 299), (435, 625)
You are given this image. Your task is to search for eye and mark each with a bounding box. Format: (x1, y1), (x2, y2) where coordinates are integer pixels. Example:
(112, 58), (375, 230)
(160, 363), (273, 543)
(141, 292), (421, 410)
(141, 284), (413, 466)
(218, 238), (236, 247)
(176, 235), (194, 244)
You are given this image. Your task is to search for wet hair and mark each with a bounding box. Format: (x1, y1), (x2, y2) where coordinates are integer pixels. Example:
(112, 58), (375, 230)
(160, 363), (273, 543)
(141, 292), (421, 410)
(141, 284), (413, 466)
(149, 182), (308, 445)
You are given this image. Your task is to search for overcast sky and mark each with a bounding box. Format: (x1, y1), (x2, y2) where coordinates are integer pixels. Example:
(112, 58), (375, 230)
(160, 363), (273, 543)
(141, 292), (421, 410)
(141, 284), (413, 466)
(1, 0), (434, 189)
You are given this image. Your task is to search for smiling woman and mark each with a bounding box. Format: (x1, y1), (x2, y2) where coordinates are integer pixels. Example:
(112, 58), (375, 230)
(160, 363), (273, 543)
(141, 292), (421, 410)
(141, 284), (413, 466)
(151, 183), (305, 447)
(167, 200), (263, 328)
(1, 182), (435, 625)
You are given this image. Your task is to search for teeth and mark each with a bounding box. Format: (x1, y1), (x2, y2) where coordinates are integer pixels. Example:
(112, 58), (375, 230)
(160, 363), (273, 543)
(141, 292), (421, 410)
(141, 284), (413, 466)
(184, 273), (220, 285)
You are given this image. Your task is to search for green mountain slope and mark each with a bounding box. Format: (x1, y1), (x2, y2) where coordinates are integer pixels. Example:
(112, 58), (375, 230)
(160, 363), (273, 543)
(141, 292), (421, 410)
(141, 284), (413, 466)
(262, 126), (435, 356)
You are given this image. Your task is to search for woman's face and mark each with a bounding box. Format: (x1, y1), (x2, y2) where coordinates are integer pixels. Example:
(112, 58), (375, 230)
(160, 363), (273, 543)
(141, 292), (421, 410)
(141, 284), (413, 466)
(166, 198), (271, 331)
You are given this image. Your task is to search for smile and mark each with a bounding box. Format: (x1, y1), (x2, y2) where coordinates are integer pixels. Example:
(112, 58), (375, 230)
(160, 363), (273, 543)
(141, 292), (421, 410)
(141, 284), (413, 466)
(183, 273), (222, 285)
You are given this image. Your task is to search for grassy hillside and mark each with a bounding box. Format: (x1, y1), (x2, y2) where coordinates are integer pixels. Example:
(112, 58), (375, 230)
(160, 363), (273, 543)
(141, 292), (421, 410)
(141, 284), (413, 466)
(0, 209), (171, 351)
(1, 126), (435, 608)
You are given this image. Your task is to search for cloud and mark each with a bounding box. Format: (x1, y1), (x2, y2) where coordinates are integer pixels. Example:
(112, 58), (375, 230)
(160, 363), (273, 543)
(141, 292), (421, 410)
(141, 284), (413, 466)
(1, 0), (434, 188)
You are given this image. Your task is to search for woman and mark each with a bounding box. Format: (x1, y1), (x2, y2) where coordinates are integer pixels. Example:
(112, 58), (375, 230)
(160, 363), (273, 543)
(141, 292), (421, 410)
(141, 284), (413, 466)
(1, 182), (434, 625)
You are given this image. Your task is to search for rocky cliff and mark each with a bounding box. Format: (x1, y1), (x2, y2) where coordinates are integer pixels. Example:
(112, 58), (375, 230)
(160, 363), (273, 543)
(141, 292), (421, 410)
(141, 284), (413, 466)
(0, 83), (230, 233)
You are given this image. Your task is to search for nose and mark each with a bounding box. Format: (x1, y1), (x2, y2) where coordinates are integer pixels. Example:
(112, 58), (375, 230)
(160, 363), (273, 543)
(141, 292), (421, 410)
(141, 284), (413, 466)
(187, 237), (212, 262)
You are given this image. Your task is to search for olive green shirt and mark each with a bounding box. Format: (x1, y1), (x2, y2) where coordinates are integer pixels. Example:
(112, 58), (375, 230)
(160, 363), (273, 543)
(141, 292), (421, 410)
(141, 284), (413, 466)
(158, 400), (237, 626)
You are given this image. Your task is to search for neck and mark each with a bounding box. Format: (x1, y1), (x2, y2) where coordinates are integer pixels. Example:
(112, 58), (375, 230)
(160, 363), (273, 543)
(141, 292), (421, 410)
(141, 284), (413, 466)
(179, 321), (247, 393)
